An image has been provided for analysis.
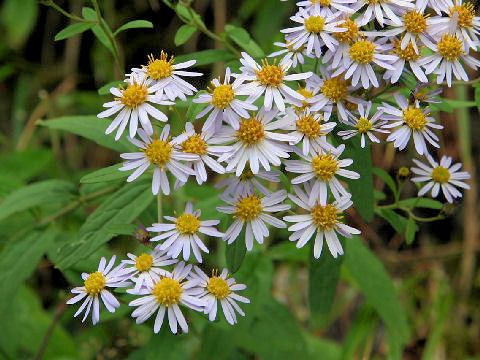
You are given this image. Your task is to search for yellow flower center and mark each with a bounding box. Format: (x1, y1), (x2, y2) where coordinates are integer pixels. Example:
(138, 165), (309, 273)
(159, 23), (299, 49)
(398, 167), (410, 177)
(432, 166), (451, 184)
(235, 194), (263, 221)
(181, 134), (208, 155)
(144, 139), (172, 168)
(207, 276), (231, 299)
(296, 115), (322, 137)
(255, 59), (285, 87)
(295, 87), (314, 109)
(393, 40), (421, 61)
(310, 0), (331, 5)
(311, 154), (339, 181)
(84, 272), (106, 296)
(210, 84), (235, 109)
(236, 117), (265, 145)
(118, 83), (148, 109)
(403, 11), (428, 33)
(349, 40), (376, 64)
(364, 0), (384, 3)
(175, 213), (200, 234)
(321, 77), (349, 103)
(305, 16), (326, 34)
(145, 52), (174, 80)
(356, 117), (372, 133)
(152, 277), (183, 306)
(437, 34), (464, 61)
(135, 253), (153, 272)
(240, 168), (254, 180)
(334, 19), (359, 44)
(403, 108), (427, 130)
(450, 3), (475, 28)
(311, 203), (339, 230)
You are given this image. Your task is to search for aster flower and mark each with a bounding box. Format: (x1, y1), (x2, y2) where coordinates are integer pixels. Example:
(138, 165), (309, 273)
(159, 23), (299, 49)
(283, 184), (360, 258)
(120, 249), (177, 293)
(119, 126), (198, 195)
(331, 37), (398, 89)
(129, 262), (205, 334)
(383, 38), (428, 83)
(337, 102), (389, 148)
(216, 108), (294, 175)
(411, 154), (470, 203)
(381, 93), (443, 155)
(409, 84), (443, 106)
(268, 39), (312, 68)
(97, 72), (173, 140)
(132, 51), (202, 101)
(284, 144), (360, 205)
(234, 52), (312, 112)
(193, 67), (257, 131)
(147, 201), (223, 263)
(66, 256), (129, 325)
(214, 166), (281, 196)
(190, 267), (250, 325)
(419, 33), (480, 87)
(217, 190), (290, 251)
(296, 0), (356, 16)
(353, 0), (415, 27)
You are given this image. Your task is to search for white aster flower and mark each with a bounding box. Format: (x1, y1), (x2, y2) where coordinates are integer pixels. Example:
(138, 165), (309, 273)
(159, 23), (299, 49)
(337, 101), (389, 148)
(119, 126), (198, 195)
(190, 267), (250, 325)
(132, 51), (202, 101)
(285, 144), (360, 205)
(381, 93), (443, 155)
(217, 190), (290, 251)
(193, 67), (257, 131)
(383, 38), (428, 83)
(416, 0), (445, 14)
(129, 262), (205, 334)
(411, 154), (470, 203)
(66, 256), (129, 325)
(97, 72), (173, 140)
(284, 184), (360, 258)
(120, 249), (177, 294)
(148, 201), (223, 263)
(268, 39), (313, 68)
(214, 166), (281, 196)
(296, 0), (356, 16)
(235, 52), (312, 112)
(353, 0), (415, 27)
(217, 108), (294, 175)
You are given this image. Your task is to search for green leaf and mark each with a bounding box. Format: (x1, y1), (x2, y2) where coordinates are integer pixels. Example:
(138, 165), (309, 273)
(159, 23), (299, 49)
(344, 236), (410, 346)
(82, 7), (114, 54)
(225, 24), (264, 57)
(80, 164), (127, 184)
(185, 96), (208, 122)
(1, 0), (38, 48)
(341, 305), (378, 359)
(176, 50), (236, 66)
(278, 171), (292, 193)
(226, 228), (247, 273)
(56, 180), (154, 269)
(176, 3), (206, 28)
(373, 167), (397, 196)
(375, 208), (409, 233)
(309, 243), (343, 327)
(54, 22), (95, 41)
(38, 116), (135, 153)
(98, 80), (125, 95)
(268, 241), (309, 262)
(0, 148), (53, 182)
(398, 197), (443, 210)
(174, 24), (197, 46)
(104, 223), (138, 236)
(114, 20), (153, 35)
(0, 180), (76, 221)
(405, 217), (417, 244)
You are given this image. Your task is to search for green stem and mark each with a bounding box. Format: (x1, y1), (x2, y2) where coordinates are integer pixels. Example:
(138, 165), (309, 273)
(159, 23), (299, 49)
(40, 0), (97, 23)
(157, 192), (163, 223)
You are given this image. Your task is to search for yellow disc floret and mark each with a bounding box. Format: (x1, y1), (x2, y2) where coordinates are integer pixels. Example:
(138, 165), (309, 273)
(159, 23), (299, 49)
(321, 77), (349, 103)
(181, 134), (208, 155)
(237, 117), (265, 145)
(311, 154), (339, 181)
(403, 108), (427, 130)
(305, 15), (326, 33)
(118, 83), (148, 109)
(210, 84), (235, 109)
(84, 272), (106, 296)
(175, 213), (200, 234)
(437, 34), (464, 61)
(240, 167), (254, 180)
(255, 59), (285, 87)
(207, 276), (231, 299)
(356, 117), (372, 133)
(349, 40), (376, 64)
(135, 253), (153, 272)
(334, 19), (359, 44)
(393, 40), (422, 61)
(310, 0), (331, 5)
(235, 194), (263, 221)
(311, 203), (339, 230)
(403, 11), (428, 34)
(364, 0), (384, 3)
(295, 87), (314, 109)
(432, 166), (451, 184)
(145, 52), (174, 80)
(449, 3), (475, 28)
(398, 167), (411, 177)
(144, 139), (172, 168)
(152, 277), (183, 306)
(296, 114), (322, 137)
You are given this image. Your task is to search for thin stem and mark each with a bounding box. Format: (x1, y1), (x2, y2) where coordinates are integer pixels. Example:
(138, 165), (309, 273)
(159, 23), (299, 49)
(314, 57), (319, 74)
(40, 0), (97, 23)
(33, 303), (68, 360)
(157, 192), (163, 223)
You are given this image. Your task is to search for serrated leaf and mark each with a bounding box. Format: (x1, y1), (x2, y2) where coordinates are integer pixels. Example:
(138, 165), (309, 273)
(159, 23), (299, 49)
(80, 164), (127, 184)
(114, 20), (153, 35)
(174, 24), (197, 46)
(98, 80), (125, 95)
(38, 116), (135, 153)
(344, 236), (410, 346)
(226, 228), (246, 273)
(225, 24), (264, 57)
(405, 217), (417, 244)
(56, 180), (154, 269)
(54, 22), (95, 41)
(373, 167), (397, 196)
(398, 197), (443, 210)
(0, 180), (76, 221)
(176, 50), (235, 66)
(82, 7), (114, 54)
